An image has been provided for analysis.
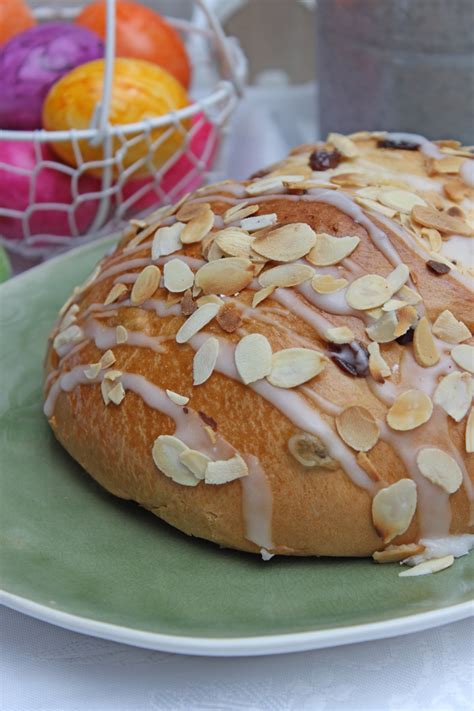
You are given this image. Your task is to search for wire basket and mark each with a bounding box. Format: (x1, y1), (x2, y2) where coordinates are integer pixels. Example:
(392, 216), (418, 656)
(0, 0), (246, 260)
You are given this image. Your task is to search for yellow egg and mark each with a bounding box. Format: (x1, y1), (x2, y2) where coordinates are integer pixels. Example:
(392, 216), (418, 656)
(43, 58), (190, 177)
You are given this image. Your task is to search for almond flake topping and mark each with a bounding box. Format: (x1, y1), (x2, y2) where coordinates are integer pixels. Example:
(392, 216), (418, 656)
(151, 222), (184, 259)
(166, 389), (189, 406)
(311, 274), (348, 294)
(355, 196), (397, 218)
(252, 223), (317, 262)
(466, 408), (474, 453)
(245, 175), (304, 196)
(53, 324), (83, 353)
(451, 344), (474, 374)
(267, 348), (327, 388)
(223, 202), (259, 224)
(193, 337), (219, 386)
(411, 204), (472, 236)
(176, 201), (211, 223)
(214, 228), (254, 258)
(194, 257), (254, 296)
(235, 333), (273, 384)
(346, 274), (392, 310)
(433, 372), (473, 422)
(252, 285), (275, 308)
(366, 310), (398, 343)
(372, 479), (417, 544)
(327, 132), (359, 158)
(196, 294), (224, 308)
(432, 310), (472, 344)
(104, 283), (128, 305)
(368, 342), (391, 382)
(306, 233), (360, 267)
(382, 299), (407, 312)
(373, 544), (426, 564)
(386, 263), (410, 294)
(108, 382), (125, 405)
(394, 306), (418, 338)
(179, 449), (210, 479)
(103, 369), (122, 381)
(397, 285), (422, 305)
(336, 406), (380, 452)
(378, 189), (427, 214)
(288, 432), (338, 469)
(116, 325), (128, 344)
(163, 258), (194, 293)
(258, 263), (314, 288)
(325, 326), (355, 344)
(240, 214), (278, 232)
(399, 555), (454, 577)
(84, 362), (101, 380)
(413, 317), (440, 367)
(176, 302), (220, 344)
(99, 349), (116, 369)
(387, 389), (433, 431)
(130, 265), (161, 306)
(152, 435), (199, 487)
(430, 156), (464, 174)
(180, 206), (215, 244)
(416, 448), (463, 494)
(205, 454), (249, 485)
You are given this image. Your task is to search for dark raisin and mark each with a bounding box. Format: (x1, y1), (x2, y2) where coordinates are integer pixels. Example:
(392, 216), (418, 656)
(377, 139), (419, 151)
(329, 341), (369, 377)
(199, 411), (218, 431)
(309, 149), (341, 171)
(426, 260), (451, 275)
(250, 168), (270, 179)
(183, 407), (189, 414)
(396, 328), (415, 345)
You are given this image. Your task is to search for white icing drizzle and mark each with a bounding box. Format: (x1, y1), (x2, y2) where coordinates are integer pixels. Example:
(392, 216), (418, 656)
(460, 159), (474, 188)
(85, 320), (168, 353)
(270, 288), (334, 338)
(240, 454), (274, 549)
(403, 534), (474, 566)
(297, 280), (356, 318)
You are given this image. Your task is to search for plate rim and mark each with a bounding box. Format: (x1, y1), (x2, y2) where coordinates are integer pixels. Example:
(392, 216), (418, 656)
(2, 590), (473, 657)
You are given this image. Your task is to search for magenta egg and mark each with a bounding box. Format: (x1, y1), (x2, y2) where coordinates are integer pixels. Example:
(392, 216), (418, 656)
(0, 140), (100, 241)
(0, 22), (104, 130)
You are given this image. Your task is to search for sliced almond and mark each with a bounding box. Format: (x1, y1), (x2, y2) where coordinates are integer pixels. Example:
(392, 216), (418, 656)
(252, 285), (275, 308)
(444, 178), (469, 203)
(346, 274), (392, 310)
(311, 274), (348, 294)
(59, 304), (80, 330)
(103, 369), (122, 382)
(355, 196), (397, 218)
(386, 263), (410, 294)
(196, 294), (224, 308)
(416, 448), (463, 494)
(100, 349), (116, 369)
(116, 324), (128, 344)
(100, 378), (113, 404)
(214, 228), (254, 258)
(413, 317), (440, 367)
(421, 227), (443, 252)
(130, 265), (161, 306)
(267, 348), (327, 388)
(235, 333), (273, 384)
(84, 362), (101, 380)
(368, 342), (391, 382)
(288, 432), (338, 469)
(432, 310), (472, 344)
(152, 435), (198, 487)
(240, 214), (278, 232)
(151, 222), (184, 259)
(194, 258), (254, 296)
(382, 299), (407, 312)
(372, 479), (417, 544)
(176, 201), (211, 223)
(104, 283), (128, 306)
(366, 310), (398, 343)
(53, 324), (83, 353)
(175, 302), (220, 344)
(433, 371), (473, 422)
(223, 202), (259, 224)
(411, 204), (472, 236)
(327, 132), (359, 158)
(205, 454), (249, 485)
(325, 326), (355, 344)
(387, 389), (433, 431)
(216, 303), (242, 333)
(179, 449), (210, 479)
(451, 345), (474, 374)
(245, 175), (304, 196)
(399, 555), (454, 577)
(306, 233), (360, 267)
(108, 381), (125, 405)
(429, 156), (464, 174)
(397, 285), (422, 305)
(163, 258), (194, 293)
(335, 406), (380, 452)
(466, 407), (474, 453)
(193, 337), (219, 386)
(166, 389), (189, 406)
(258, 263), (314, 288)
(394, 306), (418, 338)
(180, 207), (215, 244)
(378, 189), (426, 214)
(373, 543), (425, 563)
(252, 223), (317, 262)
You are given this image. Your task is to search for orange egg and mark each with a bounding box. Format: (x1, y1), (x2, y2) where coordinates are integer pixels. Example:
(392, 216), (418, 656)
(43, 58), (190, 177)
(0, 0), (36, 45)
(75, 0), (191, 88)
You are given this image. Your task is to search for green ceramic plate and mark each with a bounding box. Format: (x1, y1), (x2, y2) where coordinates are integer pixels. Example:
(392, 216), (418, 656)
(0, 237), (472, 656)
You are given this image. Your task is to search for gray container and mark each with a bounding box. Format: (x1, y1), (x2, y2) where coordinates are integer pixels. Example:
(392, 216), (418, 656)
(316, 0), (474, 143)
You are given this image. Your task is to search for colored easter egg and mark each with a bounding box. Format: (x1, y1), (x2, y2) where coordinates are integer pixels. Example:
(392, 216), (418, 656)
(75, 0), (190, 88)
(0, 0), (35, 46)
(43, 58), (190, 177)
(0, 141), (100, 241)
(121, 112), (219, 211)
(0, 23), (104, 130)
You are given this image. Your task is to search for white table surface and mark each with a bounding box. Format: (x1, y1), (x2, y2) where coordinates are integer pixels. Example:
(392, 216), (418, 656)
(2, 84), (473, 711)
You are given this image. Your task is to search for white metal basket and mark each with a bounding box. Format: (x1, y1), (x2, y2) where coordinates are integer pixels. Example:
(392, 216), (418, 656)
(0, 0), (246, 260)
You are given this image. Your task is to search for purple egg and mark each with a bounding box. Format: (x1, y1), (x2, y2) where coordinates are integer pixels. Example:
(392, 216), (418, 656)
(0, 22), (104, 130)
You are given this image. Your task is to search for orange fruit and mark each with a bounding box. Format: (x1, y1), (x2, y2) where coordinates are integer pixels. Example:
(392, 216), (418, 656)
(75, 0), (191, 88)
(43, 58), (190, 177)
(0, 0), (36, 45)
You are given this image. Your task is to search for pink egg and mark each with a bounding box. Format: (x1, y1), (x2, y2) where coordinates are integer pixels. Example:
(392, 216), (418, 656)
(120, 114), (219, 212)
(0, 141), (100, 242)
